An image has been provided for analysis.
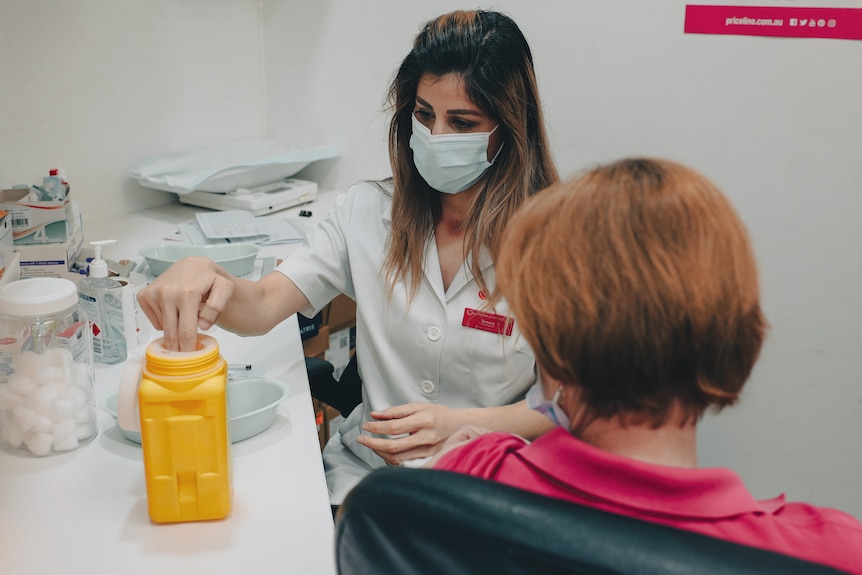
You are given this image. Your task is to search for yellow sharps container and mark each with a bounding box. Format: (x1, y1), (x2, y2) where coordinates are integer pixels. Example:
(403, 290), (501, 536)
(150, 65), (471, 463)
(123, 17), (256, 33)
(135, 334), (231, 523)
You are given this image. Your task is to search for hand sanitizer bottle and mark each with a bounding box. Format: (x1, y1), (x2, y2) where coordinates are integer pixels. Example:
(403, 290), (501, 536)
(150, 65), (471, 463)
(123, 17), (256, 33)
(77, 240), (127, 364)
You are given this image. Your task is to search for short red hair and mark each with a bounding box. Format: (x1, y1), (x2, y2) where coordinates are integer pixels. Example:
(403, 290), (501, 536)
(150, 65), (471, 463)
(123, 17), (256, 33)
(497, 158), (767, 426)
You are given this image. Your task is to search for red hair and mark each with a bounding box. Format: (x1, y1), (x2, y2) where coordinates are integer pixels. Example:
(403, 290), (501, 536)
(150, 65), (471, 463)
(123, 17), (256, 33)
(497, 158), (767, 426)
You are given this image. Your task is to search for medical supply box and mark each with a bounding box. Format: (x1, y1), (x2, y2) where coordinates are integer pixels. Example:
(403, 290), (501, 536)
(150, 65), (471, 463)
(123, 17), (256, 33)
(0, 188), (73, 245)
(0, 211), (14, 281)
(16, 210), (84, 280)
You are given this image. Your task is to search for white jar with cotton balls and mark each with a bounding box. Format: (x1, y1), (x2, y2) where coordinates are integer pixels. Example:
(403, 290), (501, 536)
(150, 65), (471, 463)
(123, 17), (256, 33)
(0, 277), (98, 456)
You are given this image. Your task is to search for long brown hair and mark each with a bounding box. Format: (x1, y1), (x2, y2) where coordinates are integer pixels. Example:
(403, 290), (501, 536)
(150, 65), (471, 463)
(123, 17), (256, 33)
(384, 10), (558, 303)
(498, 158), (767, 427)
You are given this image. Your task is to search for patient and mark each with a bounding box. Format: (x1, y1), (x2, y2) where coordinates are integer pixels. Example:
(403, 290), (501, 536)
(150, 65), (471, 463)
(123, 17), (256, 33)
(432, 158), (862, 573)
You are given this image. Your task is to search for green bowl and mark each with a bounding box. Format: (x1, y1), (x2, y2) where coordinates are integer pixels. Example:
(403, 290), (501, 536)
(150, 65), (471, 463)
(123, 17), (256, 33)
(139, 243), (259, 277)
(101, 377), (288, 444)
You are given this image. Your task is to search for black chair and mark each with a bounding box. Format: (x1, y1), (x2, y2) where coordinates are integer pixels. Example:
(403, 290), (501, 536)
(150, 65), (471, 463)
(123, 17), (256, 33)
(335, 467), (848, 575)
(305, 353), (362, 418)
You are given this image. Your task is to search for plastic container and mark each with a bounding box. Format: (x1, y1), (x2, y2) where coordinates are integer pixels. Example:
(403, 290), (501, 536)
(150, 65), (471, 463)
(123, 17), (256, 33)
(119, 333), (232, 523)
(77, 239), (127, 364)
(0, 278), (97, 456)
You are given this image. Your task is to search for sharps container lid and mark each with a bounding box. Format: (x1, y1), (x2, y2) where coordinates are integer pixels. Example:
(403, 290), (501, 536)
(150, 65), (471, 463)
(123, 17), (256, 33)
(0, 278), (79, 317)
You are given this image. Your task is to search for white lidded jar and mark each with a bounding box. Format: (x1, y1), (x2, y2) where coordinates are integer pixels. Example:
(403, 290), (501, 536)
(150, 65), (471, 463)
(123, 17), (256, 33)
(0, 278), (98, 456)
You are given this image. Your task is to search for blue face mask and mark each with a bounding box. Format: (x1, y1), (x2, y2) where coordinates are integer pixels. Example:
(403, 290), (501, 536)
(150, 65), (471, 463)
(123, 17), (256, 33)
(409, 115), (502, 194)
(525, 377), (571, 429)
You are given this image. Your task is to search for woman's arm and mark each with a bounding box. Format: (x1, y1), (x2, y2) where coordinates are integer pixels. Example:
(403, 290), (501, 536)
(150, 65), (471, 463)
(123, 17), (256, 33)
(356, 400), (554, 466)
(137, 256), (310, 352)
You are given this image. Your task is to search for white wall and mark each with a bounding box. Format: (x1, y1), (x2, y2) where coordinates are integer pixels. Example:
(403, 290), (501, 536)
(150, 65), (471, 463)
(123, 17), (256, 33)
(1, 0), (859, 520)
(0, 0), (267, 222)
(265, 0), (862, 520)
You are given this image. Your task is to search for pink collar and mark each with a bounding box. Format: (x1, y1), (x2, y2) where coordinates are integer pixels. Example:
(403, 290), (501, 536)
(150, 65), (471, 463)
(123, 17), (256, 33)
(517, 428), (786, 520)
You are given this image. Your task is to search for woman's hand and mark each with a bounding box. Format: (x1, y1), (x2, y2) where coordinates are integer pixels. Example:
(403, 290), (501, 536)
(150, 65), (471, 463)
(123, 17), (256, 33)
(136, 256), (234, 352)
(356, 403), (468, 466)
(422, 424), (490, 468)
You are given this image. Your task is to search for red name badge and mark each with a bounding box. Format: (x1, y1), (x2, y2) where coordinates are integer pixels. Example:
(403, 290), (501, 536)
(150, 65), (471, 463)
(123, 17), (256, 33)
(462, 308), (514, 336)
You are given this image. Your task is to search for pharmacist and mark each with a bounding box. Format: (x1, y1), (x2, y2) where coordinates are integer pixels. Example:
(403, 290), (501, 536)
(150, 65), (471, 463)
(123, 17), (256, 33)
(137, 9), (556, 505)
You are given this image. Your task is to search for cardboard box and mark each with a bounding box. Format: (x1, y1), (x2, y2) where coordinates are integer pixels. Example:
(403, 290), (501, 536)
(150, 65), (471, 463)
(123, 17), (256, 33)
(16, 212), (84, 280)
(313, 399), (327, 451)
(0, 188), (72, 245)
(324, 294), (356, 333)
(298, 311), (322, 341)
(302, 324), (330, 360)
(313, 398), (343, 452)
(326, 326), (354, 380)
(0, 252), (21, 286)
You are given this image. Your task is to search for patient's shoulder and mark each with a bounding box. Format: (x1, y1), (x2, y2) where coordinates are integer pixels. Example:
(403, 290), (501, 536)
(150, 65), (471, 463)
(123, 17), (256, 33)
(434, 432), (528, 479)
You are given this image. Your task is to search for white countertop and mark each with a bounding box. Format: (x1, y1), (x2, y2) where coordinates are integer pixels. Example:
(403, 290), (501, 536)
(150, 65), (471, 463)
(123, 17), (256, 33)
(0, 191), (343, 575)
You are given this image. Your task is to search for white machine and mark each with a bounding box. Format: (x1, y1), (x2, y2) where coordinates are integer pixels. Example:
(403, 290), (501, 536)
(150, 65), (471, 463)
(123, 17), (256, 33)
(177, 178), (317, 217)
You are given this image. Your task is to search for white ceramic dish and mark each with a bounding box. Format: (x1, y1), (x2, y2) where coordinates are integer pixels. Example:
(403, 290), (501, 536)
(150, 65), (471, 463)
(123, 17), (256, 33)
(101, 377), (288, 444)
(139, 243), (259, 277)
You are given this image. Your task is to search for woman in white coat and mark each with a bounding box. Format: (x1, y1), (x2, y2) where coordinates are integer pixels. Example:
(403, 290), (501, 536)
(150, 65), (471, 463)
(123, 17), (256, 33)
(137, 9), (559, 505)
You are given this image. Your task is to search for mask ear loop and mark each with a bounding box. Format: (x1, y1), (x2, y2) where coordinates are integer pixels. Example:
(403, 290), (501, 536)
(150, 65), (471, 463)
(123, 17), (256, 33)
(487, 125), (505, 164)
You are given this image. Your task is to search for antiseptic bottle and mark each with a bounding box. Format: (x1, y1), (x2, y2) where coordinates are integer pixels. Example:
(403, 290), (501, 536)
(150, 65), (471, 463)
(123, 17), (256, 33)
(77, 239), (127, 364)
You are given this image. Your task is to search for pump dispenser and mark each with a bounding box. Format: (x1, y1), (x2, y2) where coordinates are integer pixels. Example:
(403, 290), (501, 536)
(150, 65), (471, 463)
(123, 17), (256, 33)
(77, 240), (127, 364)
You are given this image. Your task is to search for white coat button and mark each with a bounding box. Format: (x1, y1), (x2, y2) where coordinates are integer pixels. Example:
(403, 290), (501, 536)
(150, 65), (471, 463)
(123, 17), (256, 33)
(427, 326), (441, 341)
(421, 380), (435, 394)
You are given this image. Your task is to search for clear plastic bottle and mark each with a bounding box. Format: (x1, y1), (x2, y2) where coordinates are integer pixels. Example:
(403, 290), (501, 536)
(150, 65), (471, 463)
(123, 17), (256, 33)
(77, 239), (127, 364)
(0, 277), (97, 456)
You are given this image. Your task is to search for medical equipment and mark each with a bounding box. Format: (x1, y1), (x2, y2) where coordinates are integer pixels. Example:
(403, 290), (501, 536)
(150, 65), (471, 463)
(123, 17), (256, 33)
(176, 177), (318, 216)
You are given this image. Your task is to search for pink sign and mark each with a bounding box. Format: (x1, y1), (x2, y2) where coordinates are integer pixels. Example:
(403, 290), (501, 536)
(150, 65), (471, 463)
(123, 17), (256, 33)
(685, 5), (862, 40)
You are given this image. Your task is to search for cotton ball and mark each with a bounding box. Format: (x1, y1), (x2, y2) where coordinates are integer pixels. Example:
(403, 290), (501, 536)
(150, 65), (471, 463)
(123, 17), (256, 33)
(11, 405), (40, 433)
(23, 382), (63, 414)
(32, 414), (53, 434)
(69, 385), (93, 413)
(52, 419), (79, 452)
(76, 419), (97, 441)
(35, 366), (67, 387)
(25, 432), (53, 456)
(0, 419), (25, 448)
(70, 362), (93, 390)
(47, 347), (73, 374)
(7, 373), (36, 398)
(73, 397), (95, 425)
(51, 396), (75, 422)
(12, 351), (41, 377)
(0, 384), (22, 410)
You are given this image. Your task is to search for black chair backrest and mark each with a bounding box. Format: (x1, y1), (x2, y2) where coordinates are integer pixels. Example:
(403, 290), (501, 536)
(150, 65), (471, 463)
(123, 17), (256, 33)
(305, 353), (362, 417)
(335, 467), (848, 575)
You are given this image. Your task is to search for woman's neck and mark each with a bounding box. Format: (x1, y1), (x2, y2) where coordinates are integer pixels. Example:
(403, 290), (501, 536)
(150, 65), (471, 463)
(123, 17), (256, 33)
(577, 415), (698, 468)
(438, 188), (478, 230)
(435, 189), (478, 290)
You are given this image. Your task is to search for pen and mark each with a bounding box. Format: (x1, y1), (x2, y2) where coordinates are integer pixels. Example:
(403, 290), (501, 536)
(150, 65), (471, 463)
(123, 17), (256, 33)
(229, 363), (253, 371)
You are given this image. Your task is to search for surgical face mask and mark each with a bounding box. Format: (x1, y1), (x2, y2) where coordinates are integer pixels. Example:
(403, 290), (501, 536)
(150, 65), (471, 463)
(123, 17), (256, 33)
(409, 115), (502, 194)
(525, 377), (571, 429)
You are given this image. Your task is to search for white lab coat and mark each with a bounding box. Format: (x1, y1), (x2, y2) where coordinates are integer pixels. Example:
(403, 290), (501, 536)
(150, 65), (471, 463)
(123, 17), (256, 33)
(276, 181), (536, 503)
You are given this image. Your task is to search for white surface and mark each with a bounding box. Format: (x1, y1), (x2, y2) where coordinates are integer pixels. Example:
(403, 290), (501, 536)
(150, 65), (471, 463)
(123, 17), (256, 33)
(0, 198), (340, 575)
